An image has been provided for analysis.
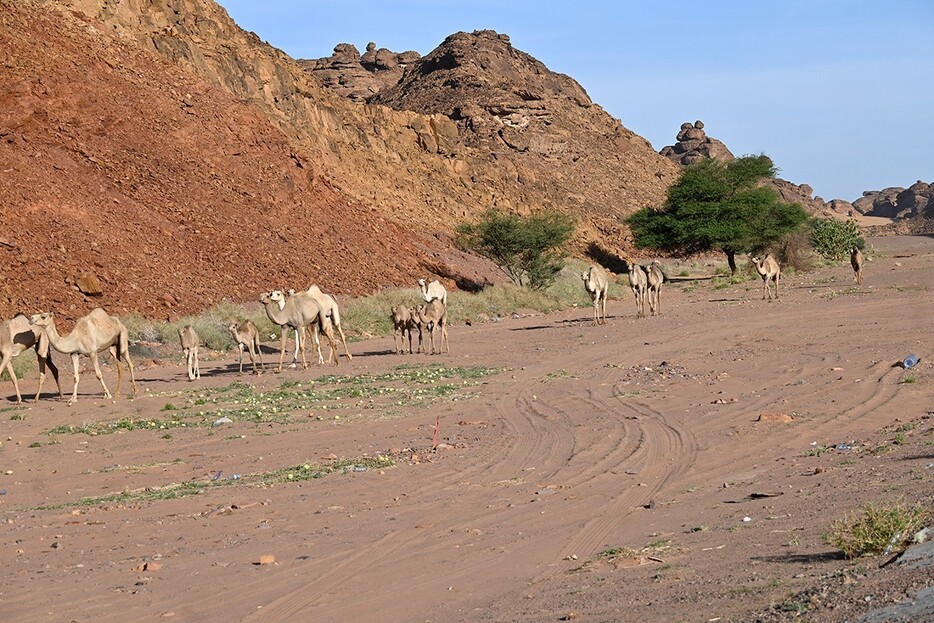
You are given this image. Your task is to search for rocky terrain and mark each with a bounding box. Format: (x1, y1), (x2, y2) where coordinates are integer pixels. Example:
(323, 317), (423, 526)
(301, 42), (419, 103)
(854, 181), (934, 221)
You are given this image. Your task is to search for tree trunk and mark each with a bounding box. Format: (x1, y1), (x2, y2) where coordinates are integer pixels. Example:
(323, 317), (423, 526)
(725, 249), (737, 275)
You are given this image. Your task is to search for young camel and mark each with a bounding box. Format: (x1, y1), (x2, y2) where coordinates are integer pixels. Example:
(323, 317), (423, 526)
(178, 325), (201, 381)
(260, 290), (339, 371)
(29, 309), (138, 405)
(580, 265), (609, 325)
(0, 313), (63, 403)
(751, 254), (781, 300)
(227, 320), (265, 375)
(390, 305), (422, 354)
(643, 261), (665, 316)
(417, 278), (448, 306)
(627, 262), (648, 318)
(416, 299), (449, 355)
(851, 247), (864, 285)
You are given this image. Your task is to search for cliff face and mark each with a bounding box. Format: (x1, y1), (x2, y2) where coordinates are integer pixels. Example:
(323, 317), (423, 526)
(0, 0), (472, 320)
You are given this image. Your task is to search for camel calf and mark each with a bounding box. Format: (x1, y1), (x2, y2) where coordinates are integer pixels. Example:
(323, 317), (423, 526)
(628, 262), (648, 318)
(643, 261), (665, 316)
(228, 320), (265, 375)
(178, 325), (201, 381)
(390, 305), (422, 354)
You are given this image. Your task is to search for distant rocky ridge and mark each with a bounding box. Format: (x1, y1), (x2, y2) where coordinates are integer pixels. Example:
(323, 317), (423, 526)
(853, 181), (934, 219)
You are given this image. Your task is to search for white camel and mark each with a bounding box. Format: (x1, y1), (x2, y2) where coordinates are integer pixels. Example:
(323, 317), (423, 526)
(417, 278), (448, 306)
(581, 265), (609, 325)
(628, 262), (648, 318)
(415, 299), (449, 355)
(228, 320), (265, 375)
(643, 261), (665, 316)
(178, 325), (200, 381)
(30, 309), (138, 405)
(259, 290), (339, 370)
(390, 304), (422, 354)
(298, 285), (353, 364)
(851, 247), (864, 285)
(751, 254), (781, 300)
(0, 313), (63, 403)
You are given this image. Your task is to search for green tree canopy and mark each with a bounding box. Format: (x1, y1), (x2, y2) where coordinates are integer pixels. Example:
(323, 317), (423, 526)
(627, 155), (809, 273)
(456, 209), (575, 289)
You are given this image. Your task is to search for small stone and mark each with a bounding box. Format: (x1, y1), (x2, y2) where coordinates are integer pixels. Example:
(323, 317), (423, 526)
(257, 554), (276, 565)
(757, 413), (794, 423)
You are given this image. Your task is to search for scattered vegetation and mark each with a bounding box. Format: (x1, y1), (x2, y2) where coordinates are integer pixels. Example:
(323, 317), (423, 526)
(33, 455), (396, 510)
(0, 348), (37, 383)
(456, 208), (575, 289)
(824, 500), (929, 559)
(121, 301), (277, 350)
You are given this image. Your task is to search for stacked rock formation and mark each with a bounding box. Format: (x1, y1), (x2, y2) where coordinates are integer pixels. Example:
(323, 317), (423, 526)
(659, 120), (734, 165)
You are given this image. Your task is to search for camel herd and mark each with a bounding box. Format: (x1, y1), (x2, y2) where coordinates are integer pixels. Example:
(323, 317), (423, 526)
(2, 252), (865, 405)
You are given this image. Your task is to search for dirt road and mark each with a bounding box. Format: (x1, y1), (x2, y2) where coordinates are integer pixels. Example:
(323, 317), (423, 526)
(2, 236), (932, 622)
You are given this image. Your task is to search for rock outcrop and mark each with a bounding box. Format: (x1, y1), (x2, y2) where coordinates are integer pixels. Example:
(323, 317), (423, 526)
(659, 120), (734, 165)
(853, 181), (934, 220)
(301, 42), (419, 103)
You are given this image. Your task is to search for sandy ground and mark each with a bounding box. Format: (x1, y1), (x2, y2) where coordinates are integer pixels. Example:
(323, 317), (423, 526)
(1, 236), (932, 623)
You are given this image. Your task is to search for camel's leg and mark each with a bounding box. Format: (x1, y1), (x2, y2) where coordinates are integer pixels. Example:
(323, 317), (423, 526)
(67, 353), (81, 405)
(122, 346), (138, 398)
(1, 354), (22, 403)
(236, 343), (245, 375)
(406, 327), (413, 354)
(442, 323), (449, 353)
(774, 274), (780, 299)
(417, 326), (423, 354)
(321, 323), (339, 366)
(297, 326), (309, 370)
(657, 288), (661, 315)
(277, 330), (288, 372)
(335, 322), (352, 361)
(92, 351), (113, 400)
(109, 346), (123, 397)
(311, 324), (324, 365)
(255, 339), (265, 372)
(194, 346), (200, 379)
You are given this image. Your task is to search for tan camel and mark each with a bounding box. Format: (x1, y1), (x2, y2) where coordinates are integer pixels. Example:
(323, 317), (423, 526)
(178, 325), (200, 381)
(628, 262), (648, 318)
(643, 261), (665, 316)
(581, 265), (609, 325)
(1, 313), (63, 403)
(390, 305), (422, 354)
(30, 309), (138, 405)
(300, 285), (353, 364)
(751, 254), (781, 300)
(415, 299), (449, 355)
(417, 278), (448, 306)
(851, 247), (864, 285)
(260, 290), (339, 371)
(228, 320), (265, 375)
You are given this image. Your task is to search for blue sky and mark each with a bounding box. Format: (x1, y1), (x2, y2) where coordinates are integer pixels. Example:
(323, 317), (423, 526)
(217, 1), (933, 202)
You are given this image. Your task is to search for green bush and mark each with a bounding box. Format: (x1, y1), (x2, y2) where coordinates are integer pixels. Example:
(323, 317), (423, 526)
(0, 349), (37, 383)
(456, 208), (575, 289)
(825, 500), (929, 559)
(810, 218), (864, 260)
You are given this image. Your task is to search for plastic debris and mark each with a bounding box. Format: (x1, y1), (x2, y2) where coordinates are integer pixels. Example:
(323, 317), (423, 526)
(212, 416), (233, 427)
(902, 355), (920, 369)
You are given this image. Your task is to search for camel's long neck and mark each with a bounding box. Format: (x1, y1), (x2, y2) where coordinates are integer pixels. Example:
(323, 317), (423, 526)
(262, 301), (288, 327)
(43, 321), (80, 354)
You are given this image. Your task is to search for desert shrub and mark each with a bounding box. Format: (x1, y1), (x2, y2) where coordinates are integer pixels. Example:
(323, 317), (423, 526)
(120, 302), (277, 351)
(773, 227), (819, 272)
(824, 500), (929, 559)
(810, 218), (865, 260)
(456, 208), (575, 289)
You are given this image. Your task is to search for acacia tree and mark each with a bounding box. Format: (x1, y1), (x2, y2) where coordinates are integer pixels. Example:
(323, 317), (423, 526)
(456, 209), (575, 289)
(627, 155), (809, 274)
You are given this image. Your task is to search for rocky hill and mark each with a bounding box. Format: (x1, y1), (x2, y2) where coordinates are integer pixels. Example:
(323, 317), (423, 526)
(0, 0), (485, 321)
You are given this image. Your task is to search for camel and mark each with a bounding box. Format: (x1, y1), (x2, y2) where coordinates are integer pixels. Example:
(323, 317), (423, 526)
(643, 261), (665, 316)
(628, 262), (648, 318)
(227, 320), (265, 375)
(851, 247), (864, 285)
(751, 254), (781, 300)
(0, 313), (63, 403)
(259, 290), (339, 371)
(417, 278), (448, 306)
(415, 299), (449, 355)
(581, 265), (609, 325)
(29, 308), (138, 405)
(178, 325), (201, 381)
(298, 285), (353, 364)
(390, 305), (422, 354)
